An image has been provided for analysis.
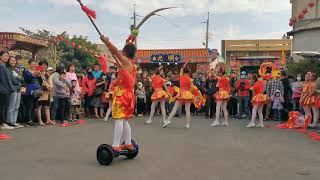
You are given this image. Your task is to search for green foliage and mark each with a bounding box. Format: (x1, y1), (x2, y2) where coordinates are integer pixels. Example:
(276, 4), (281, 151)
(18, 28), (99, 73)
(58, 35), (99, 73)
(287, 58), (320, 76)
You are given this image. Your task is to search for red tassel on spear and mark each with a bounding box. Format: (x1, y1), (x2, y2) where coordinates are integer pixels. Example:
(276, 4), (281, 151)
(81, 5), (96, 19)
(76, 0), (102, 36)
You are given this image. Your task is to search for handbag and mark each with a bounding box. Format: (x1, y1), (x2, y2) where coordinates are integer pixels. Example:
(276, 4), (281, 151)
(31, 89), (43, 98)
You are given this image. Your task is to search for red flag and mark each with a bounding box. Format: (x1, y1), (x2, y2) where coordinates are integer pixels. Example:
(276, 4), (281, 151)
(81, 5), (96, 20)
(99, 54), (108, 74)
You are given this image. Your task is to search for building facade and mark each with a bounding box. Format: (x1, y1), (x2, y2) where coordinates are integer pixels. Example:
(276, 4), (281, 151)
(221, 39), (291, 74)
(288, 0), (320, 59)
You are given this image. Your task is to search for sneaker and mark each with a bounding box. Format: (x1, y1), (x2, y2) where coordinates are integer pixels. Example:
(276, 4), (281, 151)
(145, 120), (152, 124)
(27, 121), (37, 127)
(162, 120), (172, 128)
(138, 114), (144, 117)
(112, 147), (122, 152)
(256, 123), (264, 128)
(0, 123), (15, 130)
(246, 122), (255, 128)
(121, 144), (134, 151)
(210, 121), (220, 127)
(184, 124), (190, 129)
(13, 123), (24, 128)
(104, 117), (109, 122)
(222, 121), (229, 126)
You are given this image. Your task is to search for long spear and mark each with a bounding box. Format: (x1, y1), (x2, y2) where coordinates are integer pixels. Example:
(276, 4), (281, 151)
(76, 0), (121, 66)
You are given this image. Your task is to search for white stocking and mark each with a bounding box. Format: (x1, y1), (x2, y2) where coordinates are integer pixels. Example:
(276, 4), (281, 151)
(167, 101), (181, 122)
(258, 105), (264, 124)
(185, 102), (191, 126)
(215, 101), (222, 122)
(112, 120), (124, 147)
(160, 101), (167, 123)
(250, 105), (259, 124)
(104, 101), (112, 121)
(123, 120), (132, 145)
(148, 101), (158, 121)
(222, 102), (228, 123)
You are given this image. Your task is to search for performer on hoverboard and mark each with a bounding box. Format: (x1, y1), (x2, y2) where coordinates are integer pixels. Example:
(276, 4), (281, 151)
(100, 36), (137, 152)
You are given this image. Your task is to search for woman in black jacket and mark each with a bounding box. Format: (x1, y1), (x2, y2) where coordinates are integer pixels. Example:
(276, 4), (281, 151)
(0, 51), (15, 130)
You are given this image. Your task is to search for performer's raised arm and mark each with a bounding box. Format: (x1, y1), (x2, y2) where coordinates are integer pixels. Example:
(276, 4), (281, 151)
(100, 36), (134, 72)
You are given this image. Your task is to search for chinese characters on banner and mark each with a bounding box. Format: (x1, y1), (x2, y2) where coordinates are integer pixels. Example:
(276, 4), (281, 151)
(151, 54), (182, 63)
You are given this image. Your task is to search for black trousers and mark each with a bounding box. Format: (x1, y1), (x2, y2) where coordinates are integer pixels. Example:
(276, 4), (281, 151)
(24, 95), (39, 123)
(0, 93), (10, 124)
(84, 95), (93, 116)
(205, 95), (216, 118)
(136, 98), (145, 114)
(57, 98), (70, 121)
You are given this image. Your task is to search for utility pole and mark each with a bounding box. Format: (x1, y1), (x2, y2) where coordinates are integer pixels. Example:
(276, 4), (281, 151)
(131, 3), (138, 47)
(205, 12), (210, 49)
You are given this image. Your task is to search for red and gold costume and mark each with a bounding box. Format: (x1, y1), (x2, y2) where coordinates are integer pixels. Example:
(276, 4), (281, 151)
(193, 87), (206, 109)
(168, 86), (180, 103)
(251, 80), (268, 105)
(214, 76), (231, 102)
(177, 74), (194, 103)
(150, 75), (169, 101)
(300, 81), (317, 106)
(112, 66), (136, 120)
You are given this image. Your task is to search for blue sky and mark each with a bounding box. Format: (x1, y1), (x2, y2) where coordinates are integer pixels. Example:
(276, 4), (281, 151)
(0, 0), (292, 51)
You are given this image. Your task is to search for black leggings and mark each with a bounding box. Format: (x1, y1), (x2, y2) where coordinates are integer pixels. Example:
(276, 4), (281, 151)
(24, 95), (39, 123)
(0, 93), (10, 124)
(136, 98), (145, 114)
(57, 98), (70, 121)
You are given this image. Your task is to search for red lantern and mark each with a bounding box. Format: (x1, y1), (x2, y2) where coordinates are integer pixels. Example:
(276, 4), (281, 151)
(309, 2), (316, 8)
(298, 13), (305, 20)
(292, 17), (297, 23)
(302, 8), (309, 14)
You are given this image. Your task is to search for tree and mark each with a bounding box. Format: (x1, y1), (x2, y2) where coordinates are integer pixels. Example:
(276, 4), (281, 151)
(287, 58), (320, 77)
(19, 28), (100, 72)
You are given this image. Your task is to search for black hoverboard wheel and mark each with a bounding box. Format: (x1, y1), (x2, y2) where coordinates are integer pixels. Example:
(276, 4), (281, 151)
(96, 144), (114, 165)
(121, 139), (139, 159)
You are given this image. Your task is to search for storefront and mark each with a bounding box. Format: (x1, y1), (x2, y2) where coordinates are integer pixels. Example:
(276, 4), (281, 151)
(134, 48), (217, 73)
(0, 32), (48, 59)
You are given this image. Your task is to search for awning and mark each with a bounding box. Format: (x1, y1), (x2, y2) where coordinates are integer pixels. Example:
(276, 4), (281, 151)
(0, 32), (48, 53)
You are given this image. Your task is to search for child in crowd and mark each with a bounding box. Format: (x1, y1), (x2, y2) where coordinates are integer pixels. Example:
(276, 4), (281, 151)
(136, 82), (146, 117)
(271, 89), (284, 121)
(69, 80), (81, 121)
(57, 72), (71, 123)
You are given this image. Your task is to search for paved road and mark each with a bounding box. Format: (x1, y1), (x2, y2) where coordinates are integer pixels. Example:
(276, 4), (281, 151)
(1, 116), (320, 180)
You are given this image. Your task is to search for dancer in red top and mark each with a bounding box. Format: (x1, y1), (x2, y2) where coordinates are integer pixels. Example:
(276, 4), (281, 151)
(163, 63), (194, 129)
(246, 75), (269, 128)
(210, 69), (231, 127)
(100, 35), (136, 152)
(146, 67), (169, 124)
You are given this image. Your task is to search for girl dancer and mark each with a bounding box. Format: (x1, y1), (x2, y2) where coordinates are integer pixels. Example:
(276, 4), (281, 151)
(163, 63), (194, 129)
(246, 75), (268, 128)
(100, 35), (137, 152)
(300, 72), (318, 128)
(146, 67), (169, 124)
(211, 69), (231, 127)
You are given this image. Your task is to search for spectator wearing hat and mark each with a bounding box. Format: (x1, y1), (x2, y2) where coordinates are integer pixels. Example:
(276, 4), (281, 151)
(266, 72), (284, 121)
(235, 71), (251, 119)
